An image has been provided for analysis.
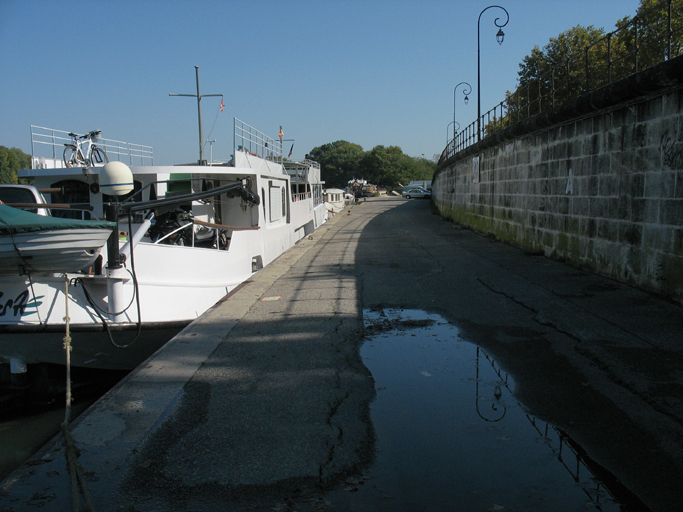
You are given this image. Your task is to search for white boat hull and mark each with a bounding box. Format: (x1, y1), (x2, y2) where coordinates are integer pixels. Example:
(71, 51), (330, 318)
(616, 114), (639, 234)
(0, 208), (325, 369)
(0, 228), (112, 275)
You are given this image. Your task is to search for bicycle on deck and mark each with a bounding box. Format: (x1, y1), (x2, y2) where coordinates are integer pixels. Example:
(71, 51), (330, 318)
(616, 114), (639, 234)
(63, 130), (109, 167)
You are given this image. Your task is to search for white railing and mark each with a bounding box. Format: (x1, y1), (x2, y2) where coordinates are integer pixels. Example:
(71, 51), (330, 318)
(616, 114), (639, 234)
(30, 125), (154, 169)
(233, 118), (282, 162)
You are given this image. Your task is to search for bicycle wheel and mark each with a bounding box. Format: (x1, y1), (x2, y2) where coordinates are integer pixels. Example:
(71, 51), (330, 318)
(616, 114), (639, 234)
(63, 145), (78, 168)
(89, 146), (109, 166)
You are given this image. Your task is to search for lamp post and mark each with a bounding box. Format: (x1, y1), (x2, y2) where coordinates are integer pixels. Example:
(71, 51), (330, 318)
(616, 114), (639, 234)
(453, 81), (471, 140)
(477, 6), (509, 141)
(447, 121), (457, 145)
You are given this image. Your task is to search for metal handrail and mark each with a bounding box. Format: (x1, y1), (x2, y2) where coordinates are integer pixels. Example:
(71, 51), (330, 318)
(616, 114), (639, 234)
(30, 125), (154, 168)
(233, 118), (282, 162)
(440, 0), (681, 165)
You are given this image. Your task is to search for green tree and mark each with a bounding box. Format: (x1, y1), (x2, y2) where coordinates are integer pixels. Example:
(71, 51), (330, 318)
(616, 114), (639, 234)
(513, 25), (605, 117)
(309, 140), (364, 189)
(483, 0), (682, 139)
(613, 0), (683, 77)
(358, 146), (432, 189)
(509, 0), (681, 122)
(0, 146), (31, 184)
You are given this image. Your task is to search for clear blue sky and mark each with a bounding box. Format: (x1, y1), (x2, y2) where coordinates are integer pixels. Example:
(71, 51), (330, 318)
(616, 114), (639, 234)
(1, 0), (641, 165)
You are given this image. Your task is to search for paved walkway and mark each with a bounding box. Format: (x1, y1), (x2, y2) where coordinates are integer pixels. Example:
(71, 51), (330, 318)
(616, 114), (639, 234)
(2, 196), (682, 511)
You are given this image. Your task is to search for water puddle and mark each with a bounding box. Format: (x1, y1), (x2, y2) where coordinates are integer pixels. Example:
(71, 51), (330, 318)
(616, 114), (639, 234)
(325, 308), (648, 511)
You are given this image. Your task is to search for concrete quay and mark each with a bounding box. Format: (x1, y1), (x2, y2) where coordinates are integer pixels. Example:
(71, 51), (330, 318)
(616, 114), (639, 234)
(2, 195), (683, 512)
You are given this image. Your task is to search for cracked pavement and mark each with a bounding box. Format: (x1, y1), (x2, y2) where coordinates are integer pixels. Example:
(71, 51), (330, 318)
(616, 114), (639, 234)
(2, 196), (682, 511)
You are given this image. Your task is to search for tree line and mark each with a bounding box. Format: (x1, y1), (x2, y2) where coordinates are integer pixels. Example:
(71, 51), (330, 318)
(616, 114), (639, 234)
(308, 141), (435, 190)
(0, 146), (31, 184)
(488, 0), (682, 133)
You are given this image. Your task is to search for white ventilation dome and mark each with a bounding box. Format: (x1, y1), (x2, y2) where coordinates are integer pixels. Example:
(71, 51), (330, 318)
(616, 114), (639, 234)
(100, 162), (134, 196)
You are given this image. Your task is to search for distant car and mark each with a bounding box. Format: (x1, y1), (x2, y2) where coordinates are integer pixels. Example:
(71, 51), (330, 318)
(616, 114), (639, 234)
(402, 187), (432, 199)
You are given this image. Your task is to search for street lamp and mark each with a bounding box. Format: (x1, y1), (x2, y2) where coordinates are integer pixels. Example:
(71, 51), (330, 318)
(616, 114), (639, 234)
(477, 5), (509, 141)
(453, 81), (471, 140)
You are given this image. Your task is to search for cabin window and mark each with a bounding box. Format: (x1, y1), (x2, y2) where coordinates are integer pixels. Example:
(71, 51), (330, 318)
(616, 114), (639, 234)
(50, 180), (90, 219)
(269, 183), (282, 222)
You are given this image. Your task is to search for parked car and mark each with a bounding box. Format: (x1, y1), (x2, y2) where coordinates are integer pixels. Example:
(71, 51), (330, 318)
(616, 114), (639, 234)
(402, 187), (432, 199)
(0, 184), (51, 216)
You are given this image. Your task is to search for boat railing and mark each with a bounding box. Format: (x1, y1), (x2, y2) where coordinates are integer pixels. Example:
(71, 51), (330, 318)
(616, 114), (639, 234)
(233, 118), (282, 163)
(291, 192), (311, 202)
(283, 159), (320, 178)
(30, 125), (154, 169)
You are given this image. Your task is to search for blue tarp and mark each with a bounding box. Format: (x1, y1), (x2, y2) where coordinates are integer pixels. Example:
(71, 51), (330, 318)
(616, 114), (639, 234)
(0, 204), (116, 235)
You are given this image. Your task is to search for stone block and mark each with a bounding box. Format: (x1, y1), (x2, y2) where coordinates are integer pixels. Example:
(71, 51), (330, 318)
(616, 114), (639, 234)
(572, 196), (590, 216)
(661, 199), (683, 227)
(611, 105), (636, 128)
(597, 218), (619, 242)
(637, 95), (663, 122)
(673, 228), (683, 255)
(662, 90), (683, 118)
(595, 152), (611, 174)
(642, 224), (671, 253)
(660, 130), (683, 171)
(633, 123), (648, 148)
(617, 195), (632, 221)
(644, 170), (676, 199)
(621, 173), (645, 198)
(635, 146), (661, 173)
(589, 196), (610, 219)
(677, 171), (683, 199)
(642, 198), (661, 224)
(598, 174), (618, 197)
(581, 217), (597, 239)
(619, 222), (643, 246)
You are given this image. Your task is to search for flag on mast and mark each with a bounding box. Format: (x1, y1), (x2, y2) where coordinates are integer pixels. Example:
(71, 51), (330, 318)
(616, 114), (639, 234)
(288, 143), (294, 158)
(220, 99), (224, 112)
(278, 126), (283, 139)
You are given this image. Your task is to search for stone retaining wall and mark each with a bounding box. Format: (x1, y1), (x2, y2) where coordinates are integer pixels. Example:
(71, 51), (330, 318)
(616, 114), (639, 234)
(433, 57), (683, 303)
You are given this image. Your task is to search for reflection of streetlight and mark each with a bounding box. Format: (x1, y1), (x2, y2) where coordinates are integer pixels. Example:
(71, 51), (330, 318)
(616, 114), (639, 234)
(477, 5), (509, 141)
(453, 81), (471, 140)
(475, 347), (507, 422)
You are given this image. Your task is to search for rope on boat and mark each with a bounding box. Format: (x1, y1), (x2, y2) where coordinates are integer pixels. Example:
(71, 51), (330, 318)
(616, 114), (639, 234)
(61, 276), (96, 512)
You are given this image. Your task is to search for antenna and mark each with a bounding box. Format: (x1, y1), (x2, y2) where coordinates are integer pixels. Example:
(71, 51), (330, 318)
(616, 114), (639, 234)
(170, 66), (223, 165)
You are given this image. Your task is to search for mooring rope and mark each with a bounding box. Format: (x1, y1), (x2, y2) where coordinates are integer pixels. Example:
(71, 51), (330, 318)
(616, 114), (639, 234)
(61, 276), (96, 512)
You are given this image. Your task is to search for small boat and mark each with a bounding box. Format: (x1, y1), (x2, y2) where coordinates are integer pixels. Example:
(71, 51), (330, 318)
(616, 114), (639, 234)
(0, 203), (115, 275)
(0, 119), (327, 373)
(323, 188), (348, 213)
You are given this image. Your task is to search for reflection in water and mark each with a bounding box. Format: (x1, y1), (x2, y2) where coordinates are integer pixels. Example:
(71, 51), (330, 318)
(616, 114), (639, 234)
(474, 345), (645, 510)
(475, 348), (507, 423)
(326, 308), (649, 512)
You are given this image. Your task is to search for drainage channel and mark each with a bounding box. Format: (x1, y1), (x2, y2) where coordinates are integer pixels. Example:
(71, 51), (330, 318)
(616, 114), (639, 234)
(323, 308), (650, 512)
